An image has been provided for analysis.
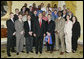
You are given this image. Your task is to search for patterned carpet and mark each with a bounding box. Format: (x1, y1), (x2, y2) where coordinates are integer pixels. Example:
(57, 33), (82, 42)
(1, 44), (83, 58)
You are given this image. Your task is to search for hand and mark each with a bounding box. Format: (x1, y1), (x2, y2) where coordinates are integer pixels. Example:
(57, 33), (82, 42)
(29, 31), (32, 36)
(56, 31), (58, 34)
(47, 32), (50, 36)
(44, 34), (46, 37)
(33, 33), (36, 37)
(20, 31), (24, 35)
(13, 32), (16, 35)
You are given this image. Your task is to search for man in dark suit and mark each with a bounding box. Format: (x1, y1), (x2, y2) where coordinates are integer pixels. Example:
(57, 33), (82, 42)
(46, 14), (55, 53)
(24, 3), (30, 13)
(24, 15), (34, 54)
(31, 10), (38, 47)
(33, 13), (46, 54)
(6, 12), (16, 57)
(14, 8), (19, 22)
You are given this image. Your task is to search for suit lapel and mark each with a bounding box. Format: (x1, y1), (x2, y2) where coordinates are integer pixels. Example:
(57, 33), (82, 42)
(10, 19), (14, 26)
(27, 21), (29, 29)
(37, 19), (40, 28)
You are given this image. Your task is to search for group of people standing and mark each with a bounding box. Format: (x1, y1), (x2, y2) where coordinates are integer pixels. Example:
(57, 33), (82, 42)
(6, 3), (81, 57)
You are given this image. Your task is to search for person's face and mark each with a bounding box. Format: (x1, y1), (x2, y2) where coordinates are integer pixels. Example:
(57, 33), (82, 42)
(29, 7), (32, 11)
(42, 12), (45, 16)
(67, 9), (70, 12)
(15, 10), (19, 14)
(54, 11), (57, 14)
(18, 15), (22, 19)
(34, 11), (37, 15)
(69, 11), (72, 15)
(48, 15), (51, 20)
(58, 7), (61, 11)
(58, 12), (61, 17)
(10, 14), (14, 19)
(66, 16), (70, 20)
(63, 10), (66, 14)
(23, 7), (26, 10)
(63, 5), (66, 9)
(39, 14), (42, 19)
(25, 11), (28, 15)
(48, 11), (51, 14)
(27, 16), (31, 20)
(52, 8), (54, 12)
(46, 7), (49, 11)
(72, 17), (76, 22)
(47, 3), (50, 7)
(24, 3), (27, 7)
(41, 3), (44, 7)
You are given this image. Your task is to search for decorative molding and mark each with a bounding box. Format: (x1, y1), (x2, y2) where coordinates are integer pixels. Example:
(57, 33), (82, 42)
(1, 1), (12, 20)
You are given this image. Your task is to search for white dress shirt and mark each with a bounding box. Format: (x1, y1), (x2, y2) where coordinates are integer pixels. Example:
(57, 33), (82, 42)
(28, 20), (31, 31)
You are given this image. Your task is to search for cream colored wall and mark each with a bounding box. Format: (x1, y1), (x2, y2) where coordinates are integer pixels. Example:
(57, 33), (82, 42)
(76, 1), (83, 42)
(12, 1), (52, 13)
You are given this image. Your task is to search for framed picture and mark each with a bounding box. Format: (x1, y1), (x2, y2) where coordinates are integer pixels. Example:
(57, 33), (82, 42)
(1, 1), (12, 20)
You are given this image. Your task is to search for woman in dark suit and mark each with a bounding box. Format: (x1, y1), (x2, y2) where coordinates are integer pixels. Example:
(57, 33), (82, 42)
(72, 16), (81, 53)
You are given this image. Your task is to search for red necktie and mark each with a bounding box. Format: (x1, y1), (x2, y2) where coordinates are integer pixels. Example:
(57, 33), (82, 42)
(39, 19), (41, 28)
(48, 37), (50, 44)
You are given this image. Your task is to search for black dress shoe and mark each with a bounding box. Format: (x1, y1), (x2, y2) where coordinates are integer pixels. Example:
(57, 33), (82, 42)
(17, 52), (19, 55)
(36, 52), (38, 54)
(7, 54), (11, 57)
(30, 51), (34, 53)
(40, 52), (42, 54)
(21, 51), (25, 53)
(27, 52), (29, 54)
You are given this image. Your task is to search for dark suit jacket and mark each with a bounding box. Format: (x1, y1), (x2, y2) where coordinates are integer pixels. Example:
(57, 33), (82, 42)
(46, 20), (55, 35)
(72, 21), (81, 38)
(24, 20), (33, 38)
(34, 19), (46, 37)
(6, 19), (16, 47)
(31, 14), (38, 22)
(31, 14), (38, 30)
(25, 8), (30, 12)
(14, 14), (18, 22)
(6, 19), (16, 38)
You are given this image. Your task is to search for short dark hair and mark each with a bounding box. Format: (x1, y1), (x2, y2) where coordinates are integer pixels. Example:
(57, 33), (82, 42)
(72, 16), (78, 22)
(48, 14), (51, 17)
(67, 15), (70, 17)
(18, 12), (22, 16)
(42, 11), (45, 13)
(48, 10), (52, 12)
(57, 11), (62, 16)
(54, 10), (57, 12)
(15, 8), (19, 11)
(9, 12), (14, 15)
(27, 14), (31, 17)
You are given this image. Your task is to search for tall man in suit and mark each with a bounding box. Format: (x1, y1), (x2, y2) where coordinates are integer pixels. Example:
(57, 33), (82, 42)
(55, 11), (65, 55)
(46, 14), (55, 53)
(6, 12), (16, 57)
(24, 15), (34, 54)
(15, 13), (24, 55)
(33, 13), (46, 54)
(31, 10), (38, 47)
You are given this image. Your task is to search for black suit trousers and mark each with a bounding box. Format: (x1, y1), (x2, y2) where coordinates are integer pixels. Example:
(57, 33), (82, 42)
(35, 36), (43, 53)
